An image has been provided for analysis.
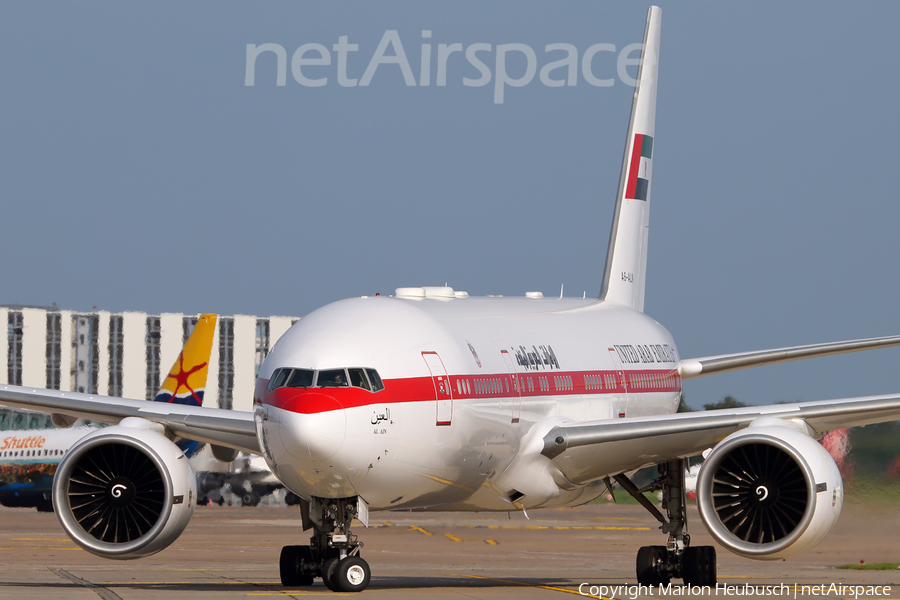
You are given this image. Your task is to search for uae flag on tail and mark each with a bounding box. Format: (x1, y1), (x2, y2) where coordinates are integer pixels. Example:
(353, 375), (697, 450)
(625, 133), (653, 201)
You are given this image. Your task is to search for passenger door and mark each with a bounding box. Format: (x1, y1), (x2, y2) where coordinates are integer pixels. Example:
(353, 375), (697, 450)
(422, 352), (453, 426)
(500, 350), (522, 423)
(608, 347), (628, 418)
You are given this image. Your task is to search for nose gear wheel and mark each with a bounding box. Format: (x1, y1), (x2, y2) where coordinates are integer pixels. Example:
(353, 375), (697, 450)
(278, 496), (371, 593)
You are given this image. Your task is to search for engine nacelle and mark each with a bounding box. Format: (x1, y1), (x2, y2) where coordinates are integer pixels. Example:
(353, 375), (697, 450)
(52, 418), (197, 560)
(696, 418), (842, 560)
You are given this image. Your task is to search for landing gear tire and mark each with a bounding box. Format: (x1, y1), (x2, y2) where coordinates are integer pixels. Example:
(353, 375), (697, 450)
(322, 556), (340, 591)
(682, 545), (716, 587)
(279, 546), (314, 587)
(242, 492), (261, 507)
(332, 556), (371, 593)
(636, 545), (670, 586)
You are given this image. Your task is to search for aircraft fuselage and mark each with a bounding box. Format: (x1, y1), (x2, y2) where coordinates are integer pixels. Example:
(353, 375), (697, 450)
(254, 293), (682, 512)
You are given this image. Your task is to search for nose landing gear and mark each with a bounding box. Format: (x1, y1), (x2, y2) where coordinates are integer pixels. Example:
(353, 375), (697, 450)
(279, 496), (371, 593)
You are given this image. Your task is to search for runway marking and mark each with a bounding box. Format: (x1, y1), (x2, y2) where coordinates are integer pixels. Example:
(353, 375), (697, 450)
(444, 533), (498, 544)
(95, 582), (194, 585)
(171, 568), (271, 572)
(52, 568), (123, 600)
(246, 592), (332, 597)
(464, 524), (651, 531)
(462, 574), (608, 598)
(12, 537), (71, 541)
(0, 546), (81, 550)
(370, 522), (651, 536)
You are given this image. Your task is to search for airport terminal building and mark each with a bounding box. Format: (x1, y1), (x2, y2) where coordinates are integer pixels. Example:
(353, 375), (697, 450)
(2, 305), (299, 426)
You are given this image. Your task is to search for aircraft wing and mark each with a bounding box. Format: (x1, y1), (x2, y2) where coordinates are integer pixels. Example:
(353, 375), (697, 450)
(0, 384), (260, 454)
(677, 335), (900, 379)
(541, 394), (900, 485)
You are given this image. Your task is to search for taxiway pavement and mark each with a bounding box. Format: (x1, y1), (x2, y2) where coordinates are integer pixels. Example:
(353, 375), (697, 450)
(0, 502), (898, 599)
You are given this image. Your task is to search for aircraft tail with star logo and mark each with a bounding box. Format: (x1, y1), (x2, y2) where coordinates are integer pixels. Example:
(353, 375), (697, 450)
(153, 314), (217, 407)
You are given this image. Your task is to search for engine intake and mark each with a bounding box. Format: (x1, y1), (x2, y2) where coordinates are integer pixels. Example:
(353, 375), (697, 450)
(697, 418), (842, 560)
(53, 419), (196, 559)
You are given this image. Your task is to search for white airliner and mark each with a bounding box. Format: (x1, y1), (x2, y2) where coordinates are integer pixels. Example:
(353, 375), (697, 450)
(0, 427), (90, 511)
(3, 6), (900, 593)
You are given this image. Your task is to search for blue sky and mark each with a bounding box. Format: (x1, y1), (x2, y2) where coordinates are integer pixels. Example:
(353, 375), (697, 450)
(2, 2), (899, 409)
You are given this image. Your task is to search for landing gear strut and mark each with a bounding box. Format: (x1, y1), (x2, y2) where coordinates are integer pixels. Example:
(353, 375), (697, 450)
(615, 459), (716, 587)
(279, 496), (371, 592)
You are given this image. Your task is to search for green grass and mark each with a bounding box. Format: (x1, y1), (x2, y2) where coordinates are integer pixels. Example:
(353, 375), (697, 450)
(838, 563), (900, 571)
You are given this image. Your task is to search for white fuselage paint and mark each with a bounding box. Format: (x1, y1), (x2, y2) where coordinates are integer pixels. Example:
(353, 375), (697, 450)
(255, 295), (681, 512)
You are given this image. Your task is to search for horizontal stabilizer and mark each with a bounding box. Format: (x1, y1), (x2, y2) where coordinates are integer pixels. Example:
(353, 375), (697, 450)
(678, 334), (900, 379)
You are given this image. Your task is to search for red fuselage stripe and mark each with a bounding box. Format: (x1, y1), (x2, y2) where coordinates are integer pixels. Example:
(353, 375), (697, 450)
(257, 368), (682, 415)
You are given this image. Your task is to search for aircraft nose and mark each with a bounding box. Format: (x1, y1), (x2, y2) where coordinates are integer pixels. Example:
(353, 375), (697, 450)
(277, 393), (346, 461)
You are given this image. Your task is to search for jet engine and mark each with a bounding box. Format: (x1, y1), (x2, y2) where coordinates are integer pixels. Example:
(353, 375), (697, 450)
(696, 417), (842, 560)
(52, 417), (197, 560)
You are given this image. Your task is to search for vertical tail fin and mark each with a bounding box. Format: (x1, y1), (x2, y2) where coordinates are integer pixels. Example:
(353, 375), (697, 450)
(599, 6), (661, 312)
(154, 314), (217, 407)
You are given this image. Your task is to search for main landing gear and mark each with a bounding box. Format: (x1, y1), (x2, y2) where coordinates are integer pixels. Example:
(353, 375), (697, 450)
(279, 496), (371, 593)
(613, 459), (716, 587)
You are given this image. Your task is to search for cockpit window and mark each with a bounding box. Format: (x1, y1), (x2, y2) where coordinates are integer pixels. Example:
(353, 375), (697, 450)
(366, 369), (385, 392)
(267, 367), (384, 392)
(348, 368), (371, 391)
(317, 369), (349, 387)
(286, 369), (314, 388)
(268, 368), (290, 392)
